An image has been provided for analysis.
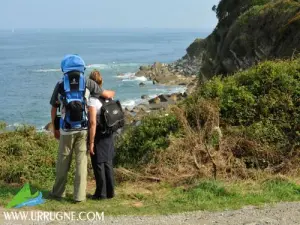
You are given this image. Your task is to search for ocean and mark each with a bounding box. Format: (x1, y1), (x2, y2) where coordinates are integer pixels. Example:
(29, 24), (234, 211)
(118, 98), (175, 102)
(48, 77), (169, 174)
(0, 29), (208, 129)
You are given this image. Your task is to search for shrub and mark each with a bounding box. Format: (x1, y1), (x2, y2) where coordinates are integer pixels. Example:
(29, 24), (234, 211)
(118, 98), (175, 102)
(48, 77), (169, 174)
(0, 121), (6, 131)
(0, 126), (59, 186)
(198, 59), (300, 151)
(115, 112), (181, 168)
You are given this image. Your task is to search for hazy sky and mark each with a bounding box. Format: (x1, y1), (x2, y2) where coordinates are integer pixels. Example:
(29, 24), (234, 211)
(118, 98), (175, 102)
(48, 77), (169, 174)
(1, 0), (220, 29)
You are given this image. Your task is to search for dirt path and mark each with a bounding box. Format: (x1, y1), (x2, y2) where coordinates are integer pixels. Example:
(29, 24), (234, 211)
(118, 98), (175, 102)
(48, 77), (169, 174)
(1, 202), (300, 225)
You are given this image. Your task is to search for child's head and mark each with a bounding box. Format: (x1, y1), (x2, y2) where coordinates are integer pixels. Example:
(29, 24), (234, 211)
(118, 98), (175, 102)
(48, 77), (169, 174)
(89, 70), (103, 87)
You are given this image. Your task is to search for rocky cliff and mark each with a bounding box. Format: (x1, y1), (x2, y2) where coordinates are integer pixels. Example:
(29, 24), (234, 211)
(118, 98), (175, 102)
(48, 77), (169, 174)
(179, 0), (300, 80)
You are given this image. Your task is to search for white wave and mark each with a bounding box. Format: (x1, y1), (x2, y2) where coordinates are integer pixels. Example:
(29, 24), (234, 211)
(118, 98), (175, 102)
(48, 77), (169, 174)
(87, 62), (140, 70)
(149, 86), (187, 95)
(120, 99), (136, 110)
(120, 98), (149, 111)
(7, 123), (22, 127)
(33, 69), (61, 72)
(117, 63), (140, 67)
(170, 86), (187, 94)
(117, 73), (148, 83)
(86, 64), (110, 69)
(134, 76), (148, 82)
(33, 62), (141, 73)
(116, 72), (136, 79)
(148, 94), (158, 99)
(37, 126), (47, 132)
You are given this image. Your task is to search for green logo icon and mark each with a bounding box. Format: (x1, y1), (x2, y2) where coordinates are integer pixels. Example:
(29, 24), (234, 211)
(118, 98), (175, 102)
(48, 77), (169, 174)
(6, 183), (44, 208)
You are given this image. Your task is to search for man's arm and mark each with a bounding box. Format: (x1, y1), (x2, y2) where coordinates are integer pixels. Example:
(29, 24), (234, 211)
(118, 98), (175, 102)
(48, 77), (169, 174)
(51, 106), (57, 126)
(50, 82), (60, 140)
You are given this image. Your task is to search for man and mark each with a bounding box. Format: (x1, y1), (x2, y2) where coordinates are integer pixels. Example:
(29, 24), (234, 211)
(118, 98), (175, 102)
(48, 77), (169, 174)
(49, 54), (114, 202)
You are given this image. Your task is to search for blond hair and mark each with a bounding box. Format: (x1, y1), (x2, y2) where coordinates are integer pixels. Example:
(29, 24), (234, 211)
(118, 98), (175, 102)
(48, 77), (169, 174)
(89, 70), (103, 87)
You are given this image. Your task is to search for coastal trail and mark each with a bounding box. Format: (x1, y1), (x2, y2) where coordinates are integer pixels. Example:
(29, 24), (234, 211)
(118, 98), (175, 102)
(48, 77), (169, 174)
(1, 202), (300, 225)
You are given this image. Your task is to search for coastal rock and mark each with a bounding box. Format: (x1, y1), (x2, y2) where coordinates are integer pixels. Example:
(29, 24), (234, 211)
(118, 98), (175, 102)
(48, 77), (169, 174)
(157, 94), (169, 102)
(134, 59), (197, 86)
(141, 95), (150, 99)
(44, 122), (53, 131)
(182, 92), (188, 98)
(124, 110), (135, 125)
(168, 93), (178, 102)
(139, 82), (146, 87)
(134, 110), (150, 123)
(149, 102), (169, 110)
(181, 0), (300, 80)
(152, 61), (162, 70)
(149, 96), (161, 104)
(131, 104), (150, 113)
(123, 91), (190, 127)
(139, 65), (151, 71)
(135, 70), (146, 77)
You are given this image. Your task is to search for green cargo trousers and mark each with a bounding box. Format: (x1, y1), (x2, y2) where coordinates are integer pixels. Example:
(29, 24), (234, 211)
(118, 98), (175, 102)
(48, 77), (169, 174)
(51, 131), (88, 201)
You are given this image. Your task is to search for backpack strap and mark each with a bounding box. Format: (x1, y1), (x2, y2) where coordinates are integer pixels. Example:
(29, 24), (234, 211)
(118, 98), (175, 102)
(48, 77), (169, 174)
(63, 74), (70, 93)
(79, 74), (85, 92)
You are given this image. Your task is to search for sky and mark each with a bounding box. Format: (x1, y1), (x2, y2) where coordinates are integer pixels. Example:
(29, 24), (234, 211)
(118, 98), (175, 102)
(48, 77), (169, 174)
(1, 0), (220, 30)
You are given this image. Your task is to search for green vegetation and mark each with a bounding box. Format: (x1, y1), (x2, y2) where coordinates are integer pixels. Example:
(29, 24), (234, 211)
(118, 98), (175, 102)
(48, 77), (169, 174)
(0, 121), (6, 130)
(115, 112), (181, 167)
(190, 0), (300, 79)
(114, 58), (300, 184)
(0, 126), (58, 186)
(1, 178), (300, 215)
(198, 59), (300, 150)
(215, 0), (271, 28)
(237, 5), (265, 26)
(185, 38), (206, 58)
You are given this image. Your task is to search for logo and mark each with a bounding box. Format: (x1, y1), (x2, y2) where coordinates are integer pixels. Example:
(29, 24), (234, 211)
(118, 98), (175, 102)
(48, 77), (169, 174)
(6, 183), (44, 209)
(112, 110), (119, 115)
(70, 78), (78, 84)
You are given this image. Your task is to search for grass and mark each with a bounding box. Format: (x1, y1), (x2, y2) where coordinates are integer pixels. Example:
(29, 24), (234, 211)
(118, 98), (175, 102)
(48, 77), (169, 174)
(1, 177), (300, 215)
(0, 121), (6, 130)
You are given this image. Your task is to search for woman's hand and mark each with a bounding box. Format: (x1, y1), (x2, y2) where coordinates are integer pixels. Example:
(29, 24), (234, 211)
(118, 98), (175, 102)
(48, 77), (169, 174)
(89, 142), (95, 155)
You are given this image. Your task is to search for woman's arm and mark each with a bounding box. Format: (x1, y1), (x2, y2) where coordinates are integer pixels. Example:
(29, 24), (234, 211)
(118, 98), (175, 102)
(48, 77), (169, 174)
(88, 106), (97, 155)
(102, 90), (115, 99)
(86, 78), (115, 99)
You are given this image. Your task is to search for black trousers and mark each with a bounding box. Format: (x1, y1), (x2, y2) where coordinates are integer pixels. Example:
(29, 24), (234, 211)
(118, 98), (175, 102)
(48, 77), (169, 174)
(91, 158), (115, 199)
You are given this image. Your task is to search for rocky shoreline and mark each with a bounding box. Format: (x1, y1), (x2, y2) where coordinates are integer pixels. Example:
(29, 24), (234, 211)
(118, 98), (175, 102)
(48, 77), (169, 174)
(123, 60), (199, 126)
(135, 60), (198, 88)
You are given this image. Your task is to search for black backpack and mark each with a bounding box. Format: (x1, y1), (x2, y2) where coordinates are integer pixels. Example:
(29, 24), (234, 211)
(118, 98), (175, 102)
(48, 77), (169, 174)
(96, 97), (125, 135)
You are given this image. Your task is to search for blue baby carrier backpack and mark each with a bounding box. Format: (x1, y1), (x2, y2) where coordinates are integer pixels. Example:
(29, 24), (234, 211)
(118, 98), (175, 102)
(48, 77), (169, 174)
(59, 54), (88, 131)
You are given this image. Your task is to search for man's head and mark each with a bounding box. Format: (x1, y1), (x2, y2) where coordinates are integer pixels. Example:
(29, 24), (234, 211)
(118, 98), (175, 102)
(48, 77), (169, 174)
(61, 54), (86, 74)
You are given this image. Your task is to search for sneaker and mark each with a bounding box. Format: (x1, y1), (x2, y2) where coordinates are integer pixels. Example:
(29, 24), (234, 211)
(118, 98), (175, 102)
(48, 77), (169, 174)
(88, 194), (107, 200)
(73, 199), (86, 204)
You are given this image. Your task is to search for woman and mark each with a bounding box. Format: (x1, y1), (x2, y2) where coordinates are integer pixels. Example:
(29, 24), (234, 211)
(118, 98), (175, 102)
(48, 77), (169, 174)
(88, 70), (115, 200)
